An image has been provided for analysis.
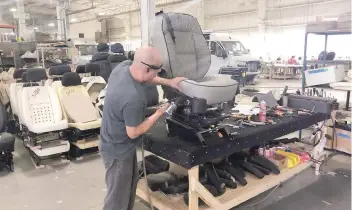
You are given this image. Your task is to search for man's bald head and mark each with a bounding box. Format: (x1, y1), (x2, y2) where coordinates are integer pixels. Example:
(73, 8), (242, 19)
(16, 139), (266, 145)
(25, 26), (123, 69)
(129, 46), (163, 82)
(132, 46), (163, 69)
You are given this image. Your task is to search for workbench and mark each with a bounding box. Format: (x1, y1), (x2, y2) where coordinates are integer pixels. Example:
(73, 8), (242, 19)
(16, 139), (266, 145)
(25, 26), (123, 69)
(137, 112), (328, 210)
(268, 64), (303, 80)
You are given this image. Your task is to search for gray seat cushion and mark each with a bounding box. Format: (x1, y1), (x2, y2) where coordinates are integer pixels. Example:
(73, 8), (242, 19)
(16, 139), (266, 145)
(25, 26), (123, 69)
(0, 133), (15, 152)
(152, 12), (238, 104)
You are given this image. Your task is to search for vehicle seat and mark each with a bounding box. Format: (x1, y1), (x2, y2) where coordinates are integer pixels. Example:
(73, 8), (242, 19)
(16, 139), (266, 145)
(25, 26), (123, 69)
(108, 43), (128, 70)
(81, 63), (107, 104)
(0, 71), (15, 106)
(9, 69), (27, 117)
(20, 68), (68, 133)
(76, 65), (89, 79)
(45, 65), (71, 86)
(91, 52), (111, 82)
(57, 72), (101, 130)
(152, 12), (238, 105)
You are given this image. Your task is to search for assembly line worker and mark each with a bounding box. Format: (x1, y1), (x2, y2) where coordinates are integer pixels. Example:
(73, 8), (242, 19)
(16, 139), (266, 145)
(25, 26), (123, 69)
(100, 46), (185, 210)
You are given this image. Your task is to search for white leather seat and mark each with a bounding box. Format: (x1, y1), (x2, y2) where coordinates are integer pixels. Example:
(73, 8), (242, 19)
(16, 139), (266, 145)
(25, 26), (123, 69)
(20, 68), (68, 133)
(57, 72), (101, 130)
(9, 69), (27, 117)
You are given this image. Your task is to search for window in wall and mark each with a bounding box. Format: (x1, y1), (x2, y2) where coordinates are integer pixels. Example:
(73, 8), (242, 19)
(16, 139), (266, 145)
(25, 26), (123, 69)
(79, 33), (84, 38)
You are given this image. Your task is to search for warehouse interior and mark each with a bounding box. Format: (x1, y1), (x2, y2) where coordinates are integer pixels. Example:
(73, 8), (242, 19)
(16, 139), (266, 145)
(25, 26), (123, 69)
(0, 0), (351, 210)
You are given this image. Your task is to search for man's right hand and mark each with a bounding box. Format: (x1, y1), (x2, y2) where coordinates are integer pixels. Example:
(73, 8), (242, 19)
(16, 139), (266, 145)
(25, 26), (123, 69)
(157, 103), (170, 115)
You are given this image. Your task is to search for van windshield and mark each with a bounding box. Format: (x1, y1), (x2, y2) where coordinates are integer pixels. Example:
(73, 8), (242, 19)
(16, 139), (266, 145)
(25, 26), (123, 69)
(221, 41), (248, 54)
(76, 45), (97, 56)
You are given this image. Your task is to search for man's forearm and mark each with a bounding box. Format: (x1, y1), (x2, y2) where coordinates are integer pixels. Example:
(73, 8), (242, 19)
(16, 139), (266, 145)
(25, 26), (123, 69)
(150, 76), (170, 86)
(135, 110), (163, 136)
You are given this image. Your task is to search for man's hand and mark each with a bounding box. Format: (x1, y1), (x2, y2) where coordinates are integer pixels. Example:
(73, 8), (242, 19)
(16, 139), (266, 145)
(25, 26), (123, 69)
(168, 77), (185, 91)
(157, 103), (170, 114)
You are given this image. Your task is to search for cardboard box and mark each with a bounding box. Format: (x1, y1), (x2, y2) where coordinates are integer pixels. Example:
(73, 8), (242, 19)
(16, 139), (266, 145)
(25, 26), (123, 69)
(325, 126), (351, 154)
(305, 66), (345, 86)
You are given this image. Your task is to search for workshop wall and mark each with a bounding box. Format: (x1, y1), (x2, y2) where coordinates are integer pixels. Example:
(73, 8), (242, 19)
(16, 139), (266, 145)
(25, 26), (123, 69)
(68, 0), (351, 58)
(69, 19), (101, 40)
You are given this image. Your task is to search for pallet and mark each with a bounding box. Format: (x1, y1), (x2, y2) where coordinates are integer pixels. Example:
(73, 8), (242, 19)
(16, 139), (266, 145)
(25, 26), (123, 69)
(136, 162), (311, 210)
(71, 138), (99, 149)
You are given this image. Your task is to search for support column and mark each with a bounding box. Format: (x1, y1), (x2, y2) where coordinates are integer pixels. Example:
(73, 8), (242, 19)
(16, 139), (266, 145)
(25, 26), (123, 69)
(257, 0), (267, 58)
(123, 14), (132, 51)
(16, 0), (27, 39)
(197, 0), (205, 29)
(140, 0), (155, 47)
(56, 4), (63, 40)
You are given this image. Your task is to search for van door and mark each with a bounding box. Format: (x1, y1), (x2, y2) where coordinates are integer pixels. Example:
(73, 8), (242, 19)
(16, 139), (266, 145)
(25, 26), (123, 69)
(207, 41), (230, 76)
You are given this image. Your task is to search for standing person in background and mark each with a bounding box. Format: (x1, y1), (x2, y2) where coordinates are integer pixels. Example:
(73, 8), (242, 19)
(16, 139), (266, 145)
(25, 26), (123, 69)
(288, 56), (298, 64)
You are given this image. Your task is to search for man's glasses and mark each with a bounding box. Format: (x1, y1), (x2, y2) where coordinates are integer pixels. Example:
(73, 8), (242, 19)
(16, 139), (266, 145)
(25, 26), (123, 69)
(141, 61), (163, 70)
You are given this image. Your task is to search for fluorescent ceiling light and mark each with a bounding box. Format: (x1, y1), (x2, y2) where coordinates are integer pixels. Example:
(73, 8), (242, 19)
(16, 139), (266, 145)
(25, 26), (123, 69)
(34, 27), (38, 30)
(98, 12), (105, 16)
(10, 8), (17, 12)
(48, 23), (55, 27)
(71, 18), (77, 22)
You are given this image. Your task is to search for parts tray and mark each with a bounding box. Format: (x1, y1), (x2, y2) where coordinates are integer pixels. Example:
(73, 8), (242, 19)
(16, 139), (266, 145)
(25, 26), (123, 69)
(143, 113), (328, 169)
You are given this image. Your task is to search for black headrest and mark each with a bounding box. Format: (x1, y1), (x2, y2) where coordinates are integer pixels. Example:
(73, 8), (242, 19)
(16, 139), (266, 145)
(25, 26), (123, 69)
(22, 72), (28, 82)
(49, 65), (71, 76)
(61, 72), (81, 87)
(85, 63), (100, 74)
(76, 65), (86, 73)
(111, 43), (124, 53)
(26, 68), (47, 81)
(91, 52), (109, 62)
(108, 54), (128, 63)
(13, 69), (27, 79)
(97, 43), (109, 52)
(23, 83), (39, 87)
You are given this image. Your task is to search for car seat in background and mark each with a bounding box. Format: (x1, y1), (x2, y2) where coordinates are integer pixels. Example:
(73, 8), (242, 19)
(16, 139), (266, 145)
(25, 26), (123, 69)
(0, 70), (15, 108)
(19, 68), (70, 167)
(0, 102), (15, 172)
(46, 65), (71, 86)
(57, 72), (101, 158)
(108, 43), (128, 70)
(9, 69), (27, 121)
(152, 11), (238, 104)
(76, 64), (89, 78)
(82, 63), (107, 104)
(91, 43), (111, 82)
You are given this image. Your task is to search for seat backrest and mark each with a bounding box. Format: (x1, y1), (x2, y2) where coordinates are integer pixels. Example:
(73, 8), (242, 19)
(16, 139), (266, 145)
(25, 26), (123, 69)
(9, 69), (27, 116)
(19, 68), (64, 129)
(108, 54), (128, 70)
(91, 52), (111, 82)
(152, 12), (211, 80)
(57, 72), (99, 123)
(21, 85), (63, 127)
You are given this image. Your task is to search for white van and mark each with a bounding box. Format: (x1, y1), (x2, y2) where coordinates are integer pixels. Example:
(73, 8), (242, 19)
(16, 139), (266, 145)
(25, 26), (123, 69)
(203, 32), (260, 84)
(67, 39), (98, 66)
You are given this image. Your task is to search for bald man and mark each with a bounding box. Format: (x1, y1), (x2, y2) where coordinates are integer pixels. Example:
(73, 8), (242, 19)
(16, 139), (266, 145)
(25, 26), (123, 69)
(100, 46), (184, 210)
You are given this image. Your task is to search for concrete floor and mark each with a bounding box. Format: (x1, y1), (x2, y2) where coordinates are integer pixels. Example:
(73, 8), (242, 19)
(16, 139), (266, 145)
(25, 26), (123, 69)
(0, 78), (350, 210)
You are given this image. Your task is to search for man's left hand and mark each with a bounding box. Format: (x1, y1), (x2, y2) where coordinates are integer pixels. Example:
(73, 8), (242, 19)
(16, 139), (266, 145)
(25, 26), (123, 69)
(169, 77), (185, 91)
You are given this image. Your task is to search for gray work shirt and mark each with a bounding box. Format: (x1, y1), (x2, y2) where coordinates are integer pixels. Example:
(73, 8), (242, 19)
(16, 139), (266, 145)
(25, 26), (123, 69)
(100, 60), (147, 160)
